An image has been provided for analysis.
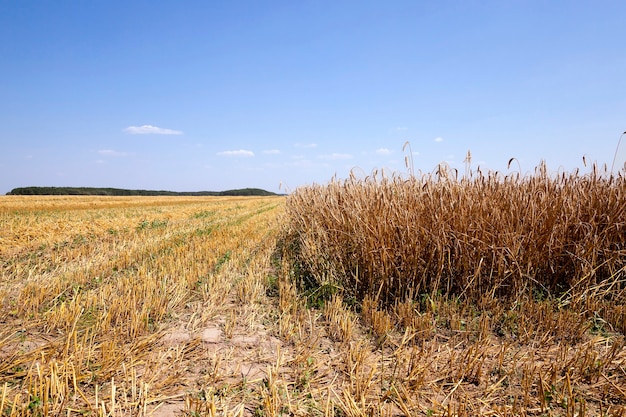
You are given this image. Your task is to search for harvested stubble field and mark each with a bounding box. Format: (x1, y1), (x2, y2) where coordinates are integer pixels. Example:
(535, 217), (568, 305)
(1, 166), (625, 417)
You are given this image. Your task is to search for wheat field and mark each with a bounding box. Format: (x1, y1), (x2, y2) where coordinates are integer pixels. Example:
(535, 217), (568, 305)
(1, 196), (285, 416)
(280, 163), (626, 417)
(1, 172), (625, 417)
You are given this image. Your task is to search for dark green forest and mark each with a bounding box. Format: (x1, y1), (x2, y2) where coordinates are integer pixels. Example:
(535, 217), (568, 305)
(6, 187), (281, 197)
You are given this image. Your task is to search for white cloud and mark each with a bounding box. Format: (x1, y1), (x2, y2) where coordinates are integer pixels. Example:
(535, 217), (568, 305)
(319, 153), (353, 160)
(376, 148), (392, 155)
(123, 125), (183, 135)
(434, 137), (444, 143)
(294, 143), (318, 149)
(396, 127), (408, 132)
(217, 150), (255, 157)
(98, 149), (128, 157)
(262, 149), (281, 155)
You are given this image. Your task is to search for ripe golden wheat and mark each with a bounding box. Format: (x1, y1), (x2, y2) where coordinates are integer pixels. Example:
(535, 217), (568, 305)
(284, 161), (625, 311)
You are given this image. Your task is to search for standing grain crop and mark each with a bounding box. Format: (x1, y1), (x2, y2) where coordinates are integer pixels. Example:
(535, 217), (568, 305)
(283, 161), (625, 310)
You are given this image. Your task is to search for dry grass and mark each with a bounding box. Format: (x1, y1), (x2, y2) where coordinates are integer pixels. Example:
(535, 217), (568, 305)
(279, 161), (626, 416)
(0, 196), (285, 416)
(2, 167), (625, 417)
(283, 161), (625, 307)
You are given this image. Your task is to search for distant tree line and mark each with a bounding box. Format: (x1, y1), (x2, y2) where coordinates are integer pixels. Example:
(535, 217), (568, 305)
(6, 186), (281, 197)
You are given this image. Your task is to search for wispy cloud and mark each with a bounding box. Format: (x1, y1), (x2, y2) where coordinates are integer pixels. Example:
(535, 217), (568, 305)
(376, 148), (392, 155)
(262, 149), (281, 155)
(434, 137), (444, 143)
(123, 125), (183, 135)
(294, 143), (318, 149)
(217, 150), (255, 157)
(98, 149), (128, 157)
(319, 153), (353, 160)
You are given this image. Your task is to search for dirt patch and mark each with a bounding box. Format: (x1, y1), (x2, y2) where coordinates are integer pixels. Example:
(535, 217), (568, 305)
(201, 327), (222, 343)
(162, 327), (191, 344)
(151, 400), (185, 417)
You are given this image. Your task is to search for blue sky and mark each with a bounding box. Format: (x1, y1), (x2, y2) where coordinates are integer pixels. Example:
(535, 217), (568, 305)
(1, 1), (625, 194)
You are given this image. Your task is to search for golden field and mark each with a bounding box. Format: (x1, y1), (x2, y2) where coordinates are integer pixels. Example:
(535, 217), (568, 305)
(1, 196), (284, 416)
(1, 171), (625, 417)
(281, 164), (625, 417)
